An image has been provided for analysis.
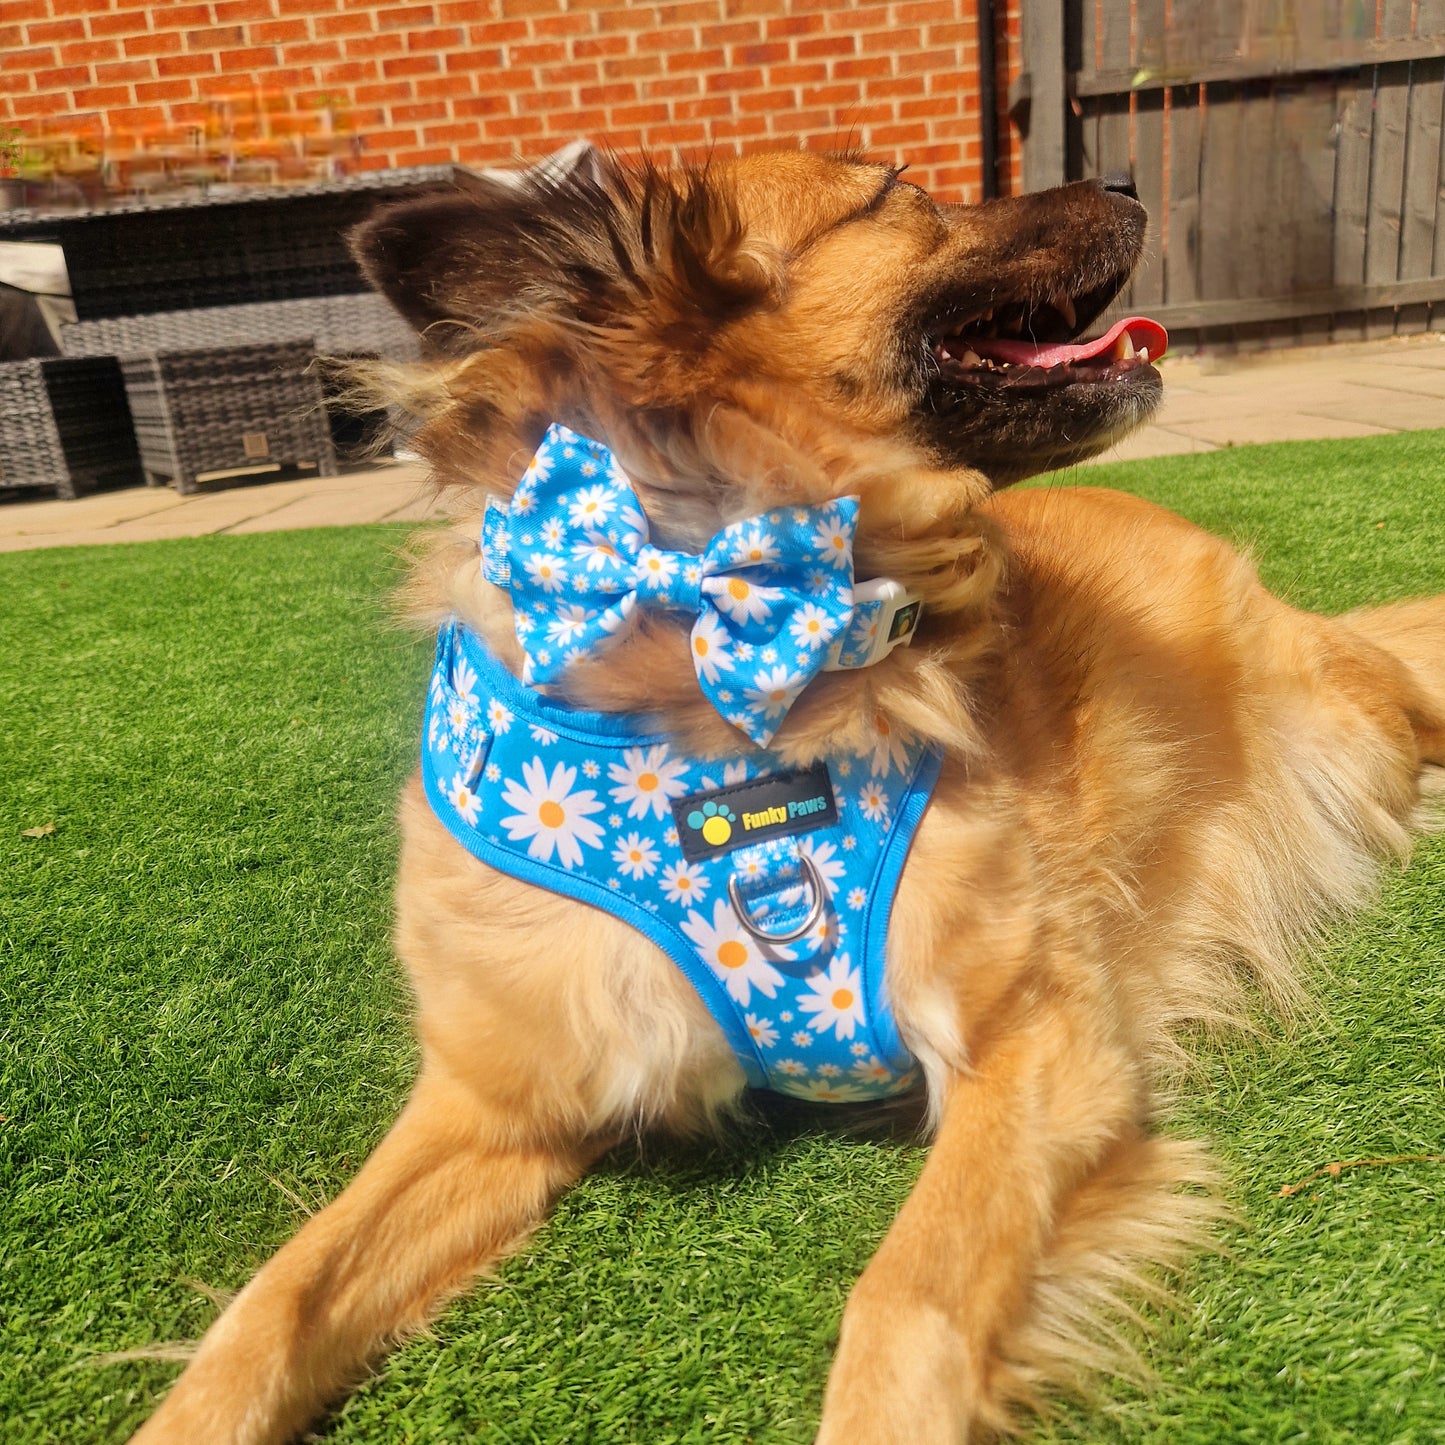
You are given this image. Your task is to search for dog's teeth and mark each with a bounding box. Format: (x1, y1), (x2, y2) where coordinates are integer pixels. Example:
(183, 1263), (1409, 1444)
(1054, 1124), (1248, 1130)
(1138, 346), (1149, 362)
(1055, 293), (1077, 328)
(961, 348), (982, 366)
(1115, 332), (1136, 360)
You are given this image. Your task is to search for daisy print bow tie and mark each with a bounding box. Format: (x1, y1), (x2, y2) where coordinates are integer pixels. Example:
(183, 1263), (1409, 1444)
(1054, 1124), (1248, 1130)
(481, 423), (861, 746)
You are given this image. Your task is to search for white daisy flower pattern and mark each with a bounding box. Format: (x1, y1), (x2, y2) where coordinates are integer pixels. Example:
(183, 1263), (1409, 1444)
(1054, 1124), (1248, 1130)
(797, 953), (867, 1040)
(498, 757), (606, 870)
(797, 836), (845, 898)
(451, 655), (479, 701)
(745, 1013), (779, 1049)
(544, 603), (593, 648)
(613, 832), (660, 879)
(445, 773), (482, 826)
(812, 510), (854, 569)
(790, 1079), (867, 1103)
(857, 782), (890, 825)
(635, 546), (679, 591)
(688, 611), (735, 685)
(709, 574), (783, 627)
(868, 712), (912, 778)
(659, 860), (708, 905)
(852, 1055), (895, 1086)
(572, 531), (628, 574)
(608, 744), (689, 820)
(566, 484), (615, 529)
(616, 502), (649, 554)
(733, 527), (779, 567)
(681, 900), (786, 1006)
(523, 552), (567, 595)
(788, 601), (835, 650)
(744, 665), (806, 719)
(445, 694), (473, 740)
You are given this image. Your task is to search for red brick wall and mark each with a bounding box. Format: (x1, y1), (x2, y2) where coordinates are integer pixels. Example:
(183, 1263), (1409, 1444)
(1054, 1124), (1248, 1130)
(1, 0), (1021, 204)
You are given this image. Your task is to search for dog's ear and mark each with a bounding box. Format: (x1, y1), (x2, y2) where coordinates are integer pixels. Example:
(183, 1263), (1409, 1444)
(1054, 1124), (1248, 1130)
(351, 146), (782, 358)
(349, 181), (562, 343)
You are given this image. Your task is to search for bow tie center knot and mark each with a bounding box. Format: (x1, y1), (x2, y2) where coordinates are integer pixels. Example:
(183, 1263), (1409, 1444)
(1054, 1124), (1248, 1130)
(633, 546), (703, 614)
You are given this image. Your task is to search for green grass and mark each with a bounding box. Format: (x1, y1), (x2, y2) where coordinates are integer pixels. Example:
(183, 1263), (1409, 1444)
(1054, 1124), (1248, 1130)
(2, 429), (1444, 1444)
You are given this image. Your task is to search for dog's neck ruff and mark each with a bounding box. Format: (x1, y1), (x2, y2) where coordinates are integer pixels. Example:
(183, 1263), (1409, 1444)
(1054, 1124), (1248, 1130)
(421, 621), (940, 1101)
(480, 423), (923, 746)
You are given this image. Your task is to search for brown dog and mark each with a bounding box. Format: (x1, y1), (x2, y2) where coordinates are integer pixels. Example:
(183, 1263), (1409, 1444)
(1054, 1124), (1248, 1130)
(131, 149), (1445, 1444)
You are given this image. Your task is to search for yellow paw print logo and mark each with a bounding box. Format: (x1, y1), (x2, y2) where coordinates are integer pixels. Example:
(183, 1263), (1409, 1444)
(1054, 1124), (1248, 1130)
(687, 801), (735, 846)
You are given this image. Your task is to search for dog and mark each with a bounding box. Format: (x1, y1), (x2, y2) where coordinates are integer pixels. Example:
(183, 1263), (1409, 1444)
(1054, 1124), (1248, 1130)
(130, 147), (1445, 1443)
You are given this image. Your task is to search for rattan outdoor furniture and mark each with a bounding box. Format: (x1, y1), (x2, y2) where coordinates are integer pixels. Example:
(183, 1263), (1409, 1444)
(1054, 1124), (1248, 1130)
(0, 167), (459, 326)
(0, 168), (461, 497)
(120, 340), (337, 494)
(0, 356), (143, 498)
(59, 291), (418, 362)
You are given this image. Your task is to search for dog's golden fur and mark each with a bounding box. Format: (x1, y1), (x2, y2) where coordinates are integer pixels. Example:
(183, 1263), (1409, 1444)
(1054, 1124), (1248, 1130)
(132, 150), (1445, 1444)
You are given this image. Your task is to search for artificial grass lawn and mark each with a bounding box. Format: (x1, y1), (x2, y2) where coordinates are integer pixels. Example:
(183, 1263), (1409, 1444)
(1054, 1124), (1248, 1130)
(1, 428), (1442, 1444)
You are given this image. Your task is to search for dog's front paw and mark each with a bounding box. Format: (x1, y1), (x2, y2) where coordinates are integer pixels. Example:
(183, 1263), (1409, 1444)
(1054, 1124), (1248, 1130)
(816, 1290), (979, 1445)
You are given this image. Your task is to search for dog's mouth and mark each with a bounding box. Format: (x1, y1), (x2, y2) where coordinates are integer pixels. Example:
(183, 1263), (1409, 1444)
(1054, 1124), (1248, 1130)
(909, 208), (1168, 484)
(930, 309), (1167, 393)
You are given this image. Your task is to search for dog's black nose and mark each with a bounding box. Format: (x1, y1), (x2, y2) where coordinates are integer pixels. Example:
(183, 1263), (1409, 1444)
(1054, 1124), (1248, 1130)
(1099, 172), (1139, 201)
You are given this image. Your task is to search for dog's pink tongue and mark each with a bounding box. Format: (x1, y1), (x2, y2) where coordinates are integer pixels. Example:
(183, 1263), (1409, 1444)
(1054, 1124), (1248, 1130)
(975, 316), (1168, 368)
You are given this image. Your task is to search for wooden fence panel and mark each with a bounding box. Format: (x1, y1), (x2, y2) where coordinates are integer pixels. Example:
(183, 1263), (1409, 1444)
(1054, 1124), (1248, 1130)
(1020, 1), (1445, 343)
(1095, 0), (1131, 187)
(1331, 72), (1373, 342)
(1197, 83), (1243, 307)
(1165, 86), (1203, 308)
(1398, 58), (1444, 333)
(1130, 0), (1167, 309)
(1366, 4), (1417, 337)
(1293, 79), (1346, 345)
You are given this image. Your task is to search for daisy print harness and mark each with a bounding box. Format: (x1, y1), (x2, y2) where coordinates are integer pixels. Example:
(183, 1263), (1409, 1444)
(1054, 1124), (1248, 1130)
(421, 425), (940, 1102)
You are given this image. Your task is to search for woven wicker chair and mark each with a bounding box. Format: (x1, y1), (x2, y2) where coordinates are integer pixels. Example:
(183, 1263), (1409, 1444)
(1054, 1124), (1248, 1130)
(120, 340), (337, 494)
(0, 356), (143, 498)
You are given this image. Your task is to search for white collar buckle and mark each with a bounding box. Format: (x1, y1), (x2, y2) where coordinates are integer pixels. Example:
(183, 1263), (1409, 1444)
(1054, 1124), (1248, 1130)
(822, 578), (925, 672)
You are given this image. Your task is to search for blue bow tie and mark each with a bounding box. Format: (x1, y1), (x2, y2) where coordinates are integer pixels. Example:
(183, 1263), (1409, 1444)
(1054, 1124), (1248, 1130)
(480, 424), (863, 745)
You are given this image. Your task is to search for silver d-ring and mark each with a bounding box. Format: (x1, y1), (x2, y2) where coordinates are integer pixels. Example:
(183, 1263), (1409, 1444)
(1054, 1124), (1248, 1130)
(727, 853), (826, 944)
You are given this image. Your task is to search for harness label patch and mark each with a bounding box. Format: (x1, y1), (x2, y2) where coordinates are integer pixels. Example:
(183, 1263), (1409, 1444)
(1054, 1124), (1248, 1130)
(672, 763), (837, 861)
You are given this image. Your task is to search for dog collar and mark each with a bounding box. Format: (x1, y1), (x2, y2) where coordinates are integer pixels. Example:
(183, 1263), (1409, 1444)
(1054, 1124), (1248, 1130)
(479, 423), (923, 746)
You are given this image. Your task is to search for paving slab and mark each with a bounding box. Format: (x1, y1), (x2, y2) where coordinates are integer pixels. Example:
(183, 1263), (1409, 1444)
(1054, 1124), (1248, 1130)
(0, 463), (430, 552)
(1346, 366), (1445, 400)
(227, 473), (442, 533)
(1167, 413), (1394, 447)
(1087, 424), (1218, 462)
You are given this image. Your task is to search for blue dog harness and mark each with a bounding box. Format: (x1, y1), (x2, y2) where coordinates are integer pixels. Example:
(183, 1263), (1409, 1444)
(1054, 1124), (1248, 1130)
(420, 425), (942, 1101)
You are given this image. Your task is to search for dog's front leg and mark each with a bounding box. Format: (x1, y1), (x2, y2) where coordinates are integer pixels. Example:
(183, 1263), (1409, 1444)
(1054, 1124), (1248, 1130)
(814, 996), (1143, 1445)
(131, 1066), (602, 1445)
